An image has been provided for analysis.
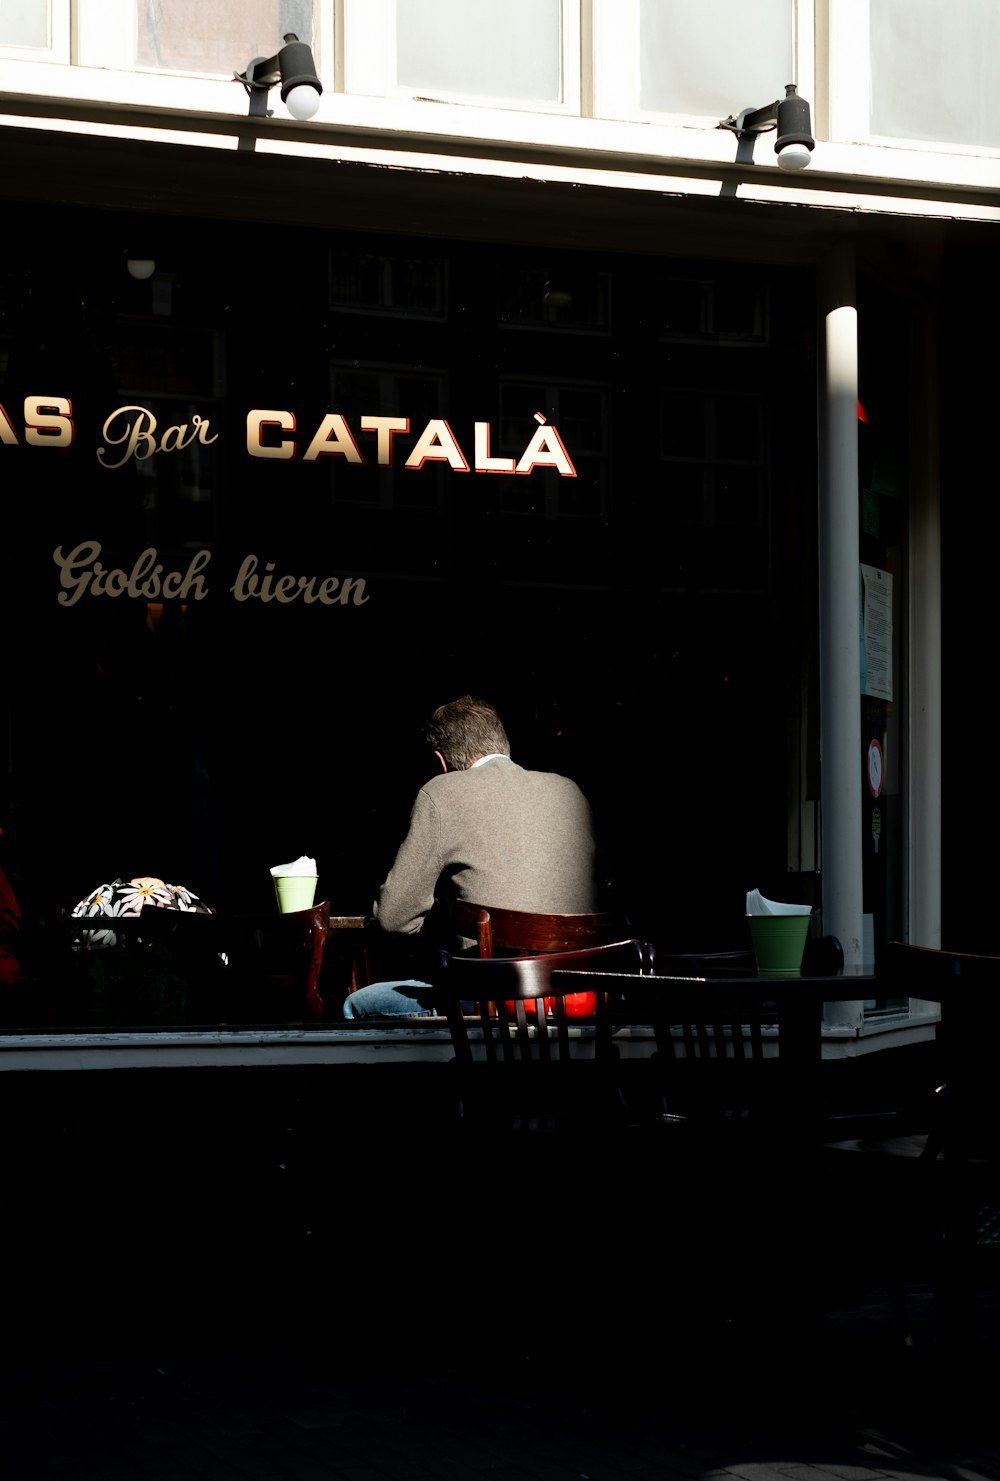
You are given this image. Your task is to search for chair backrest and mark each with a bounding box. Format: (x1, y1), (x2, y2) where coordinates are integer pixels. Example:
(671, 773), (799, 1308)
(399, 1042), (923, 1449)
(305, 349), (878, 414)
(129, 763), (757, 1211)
(222, 901), (331, 1023)
(434, 938), (646, 1130)
(274, 899), (330, 1022)
(450, 900), (630, 958)
(437, 937), (645, 1060)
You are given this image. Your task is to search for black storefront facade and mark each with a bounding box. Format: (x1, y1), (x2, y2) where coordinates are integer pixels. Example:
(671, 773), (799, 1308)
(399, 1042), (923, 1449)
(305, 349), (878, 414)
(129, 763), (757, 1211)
(0, 105), (990, 1037)
(3, 83), (998, 1357)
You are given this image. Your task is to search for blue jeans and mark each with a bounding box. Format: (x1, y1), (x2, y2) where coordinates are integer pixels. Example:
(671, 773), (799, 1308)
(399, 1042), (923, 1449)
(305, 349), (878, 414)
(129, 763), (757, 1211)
(341, 979), (435, 1018)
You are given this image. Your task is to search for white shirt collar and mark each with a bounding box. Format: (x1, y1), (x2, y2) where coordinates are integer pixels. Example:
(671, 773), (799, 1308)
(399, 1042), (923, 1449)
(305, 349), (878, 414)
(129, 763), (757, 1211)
(470, 753), (511, 768)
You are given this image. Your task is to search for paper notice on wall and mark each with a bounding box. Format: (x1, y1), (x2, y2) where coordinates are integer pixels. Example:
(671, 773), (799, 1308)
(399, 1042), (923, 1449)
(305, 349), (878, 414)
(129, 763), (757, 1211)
(860, 564), (893, 701)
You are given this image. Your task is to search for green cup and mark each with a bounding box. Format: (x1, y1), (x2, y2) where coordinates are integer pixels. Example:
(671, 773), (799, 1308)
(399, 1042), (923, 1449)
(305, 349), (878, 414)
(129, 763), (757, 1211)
(273, 874), (318, 914)
(747, 913), (811, 978)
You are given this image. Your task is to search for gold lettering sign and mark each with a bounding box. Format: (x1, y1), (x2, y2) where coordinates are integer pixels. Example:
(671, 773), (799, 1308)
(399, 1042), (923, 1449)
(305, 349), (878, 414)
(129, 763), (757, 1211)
(51, 542), (368, 609)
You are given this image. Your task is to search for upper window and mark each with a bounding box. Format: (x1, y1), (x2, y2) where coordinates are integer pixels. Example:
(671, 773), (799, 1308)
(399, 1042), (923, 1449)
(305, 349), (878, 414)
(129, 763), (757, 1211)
(72, 1), (321, 78)
(829, 0), (1000, 154)
(870, 0), (1000, 150)
(345, 0), (579, 112)
(593, 0), (801, 125)
(0, 0), (68, 60)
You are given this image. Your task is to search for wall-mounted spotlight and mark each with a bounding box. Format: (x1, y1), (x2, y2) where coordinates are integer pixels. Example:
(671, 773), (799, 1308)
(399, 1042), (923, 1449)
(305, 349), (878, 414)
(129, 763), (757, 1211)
(719, 83), (814, 170)
(235, 32), (322, 121)
(126, 256), (156, 280)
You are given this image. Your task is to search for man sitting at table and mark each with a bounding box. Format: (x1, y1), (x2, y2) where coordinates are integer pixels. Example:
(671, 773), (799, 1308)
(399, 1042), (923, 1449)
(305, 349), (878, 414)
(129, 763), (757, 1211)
(341, 695), (596, 1017)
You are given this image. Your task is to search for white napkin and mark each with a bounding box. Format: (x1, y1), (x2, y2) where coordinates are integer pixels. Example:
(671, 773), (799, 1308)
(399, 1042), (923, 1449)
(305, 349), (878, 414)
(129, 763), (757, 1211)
(270, 855), (317, 877)
(746, 888), (812, 916)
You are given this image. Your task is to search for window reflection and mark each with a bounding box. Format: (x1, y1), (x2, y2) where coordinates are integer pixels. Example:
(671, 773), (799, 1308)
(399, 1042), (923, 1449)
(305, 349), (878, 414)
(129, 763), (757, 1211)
(658, 276), (768, 344)
(498, 380), (606, 520)
(497, 265), (610, 332)
(330, 251), (446, 319)
(329, 364), (446, 511)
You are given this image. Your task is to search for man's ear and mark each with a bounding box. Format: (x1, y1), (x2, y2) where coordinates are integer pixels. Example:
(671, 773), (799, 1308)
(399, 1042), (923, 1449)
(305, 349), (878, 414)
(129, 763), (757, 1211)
(434, 750), (448, 773)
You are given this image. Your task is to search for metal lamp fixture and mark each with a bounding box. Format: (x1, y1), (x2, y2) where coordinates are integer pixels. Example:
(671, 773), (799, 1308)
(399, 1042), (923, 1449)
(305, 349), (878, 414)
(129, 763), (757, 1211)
(719, 83), (815, 170)
(235, 32), (322, 120)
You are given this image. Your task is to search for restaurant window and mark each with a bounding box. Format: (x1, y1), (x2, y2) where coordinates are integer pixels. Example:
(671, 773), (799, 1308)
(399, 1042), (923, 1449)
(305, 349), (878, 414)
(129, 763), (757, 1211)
(497, 380), (607, 522)
(592, 0), (806, 127)
(344, 0), (579, 113)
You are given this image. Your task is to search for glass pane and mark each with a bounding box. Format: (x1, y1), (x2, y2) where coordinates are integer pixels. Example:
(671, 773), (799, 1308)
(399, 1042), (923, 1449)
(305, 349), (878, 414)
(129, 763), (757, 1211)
(639, 0), (792, 117)
(870, 0), (1000, 148)
(661, 395), (706, 458)
(135, 0), (316, 77)
(498, 380), (606, 521)
(330, 250), (446, 318)
(397, 0), (560, 105)
(712, 465), (763, 525)
(498, 264), (610, 331)
(0, 0), (48, 48)
(714, 398), (763, 462)
(329, 365), (446, 512)
(660, 463), (707, 524)
(658, 277), (768, 344)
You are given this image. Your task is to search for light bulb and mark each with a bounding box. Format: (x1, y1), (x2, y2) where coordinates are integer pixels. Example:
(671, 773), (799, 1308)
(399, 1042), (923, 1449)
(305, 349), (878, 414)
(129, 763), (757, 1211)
(127, 258), (156, 280)
(285, 83), (320, 121)
(776, 142), (812, 171)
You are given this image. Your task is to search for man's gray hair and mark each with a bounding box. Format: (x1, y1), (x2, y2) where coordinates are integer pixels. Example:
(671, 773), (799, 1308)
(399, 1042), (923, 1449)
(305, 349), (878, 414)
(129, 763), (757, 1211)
(424, 696), (510, 771)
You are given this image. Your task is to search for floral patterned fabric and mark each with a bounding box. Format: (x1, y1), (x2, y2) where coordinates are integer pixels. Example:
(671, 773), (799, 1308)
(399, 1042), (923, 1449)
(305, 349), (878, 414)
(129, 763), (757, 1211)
(70, 877), (215, 951)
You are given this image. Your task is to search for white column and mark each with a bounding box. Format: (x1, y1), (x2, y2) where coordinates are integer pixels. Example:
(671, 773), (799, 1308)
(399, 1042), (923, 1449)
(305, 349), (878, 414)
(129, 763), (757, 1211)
(907, 290), (942, 948)
(819, 247), (865, 990)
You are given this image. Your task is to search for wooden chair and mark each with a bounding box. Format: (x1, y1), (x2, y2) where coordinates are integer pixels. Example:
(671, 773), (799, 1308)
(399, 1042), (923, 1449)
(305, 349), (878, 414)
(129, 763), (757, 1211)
(433, 938), (647, 1131)
(544, 962), (861, 1334)
(59, 902), (332, 1024)
(260, 899), (330, 1022)
(451, 900), (632, 958)
(584, 969), (818, 1135)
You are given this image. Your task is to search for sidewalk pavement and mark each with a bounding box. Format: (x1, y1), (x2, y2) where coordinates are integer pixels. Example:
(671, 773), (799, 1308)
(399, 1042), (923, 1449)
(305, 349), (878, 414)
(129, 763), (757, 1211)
(3, 1280), (1000, 1481)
